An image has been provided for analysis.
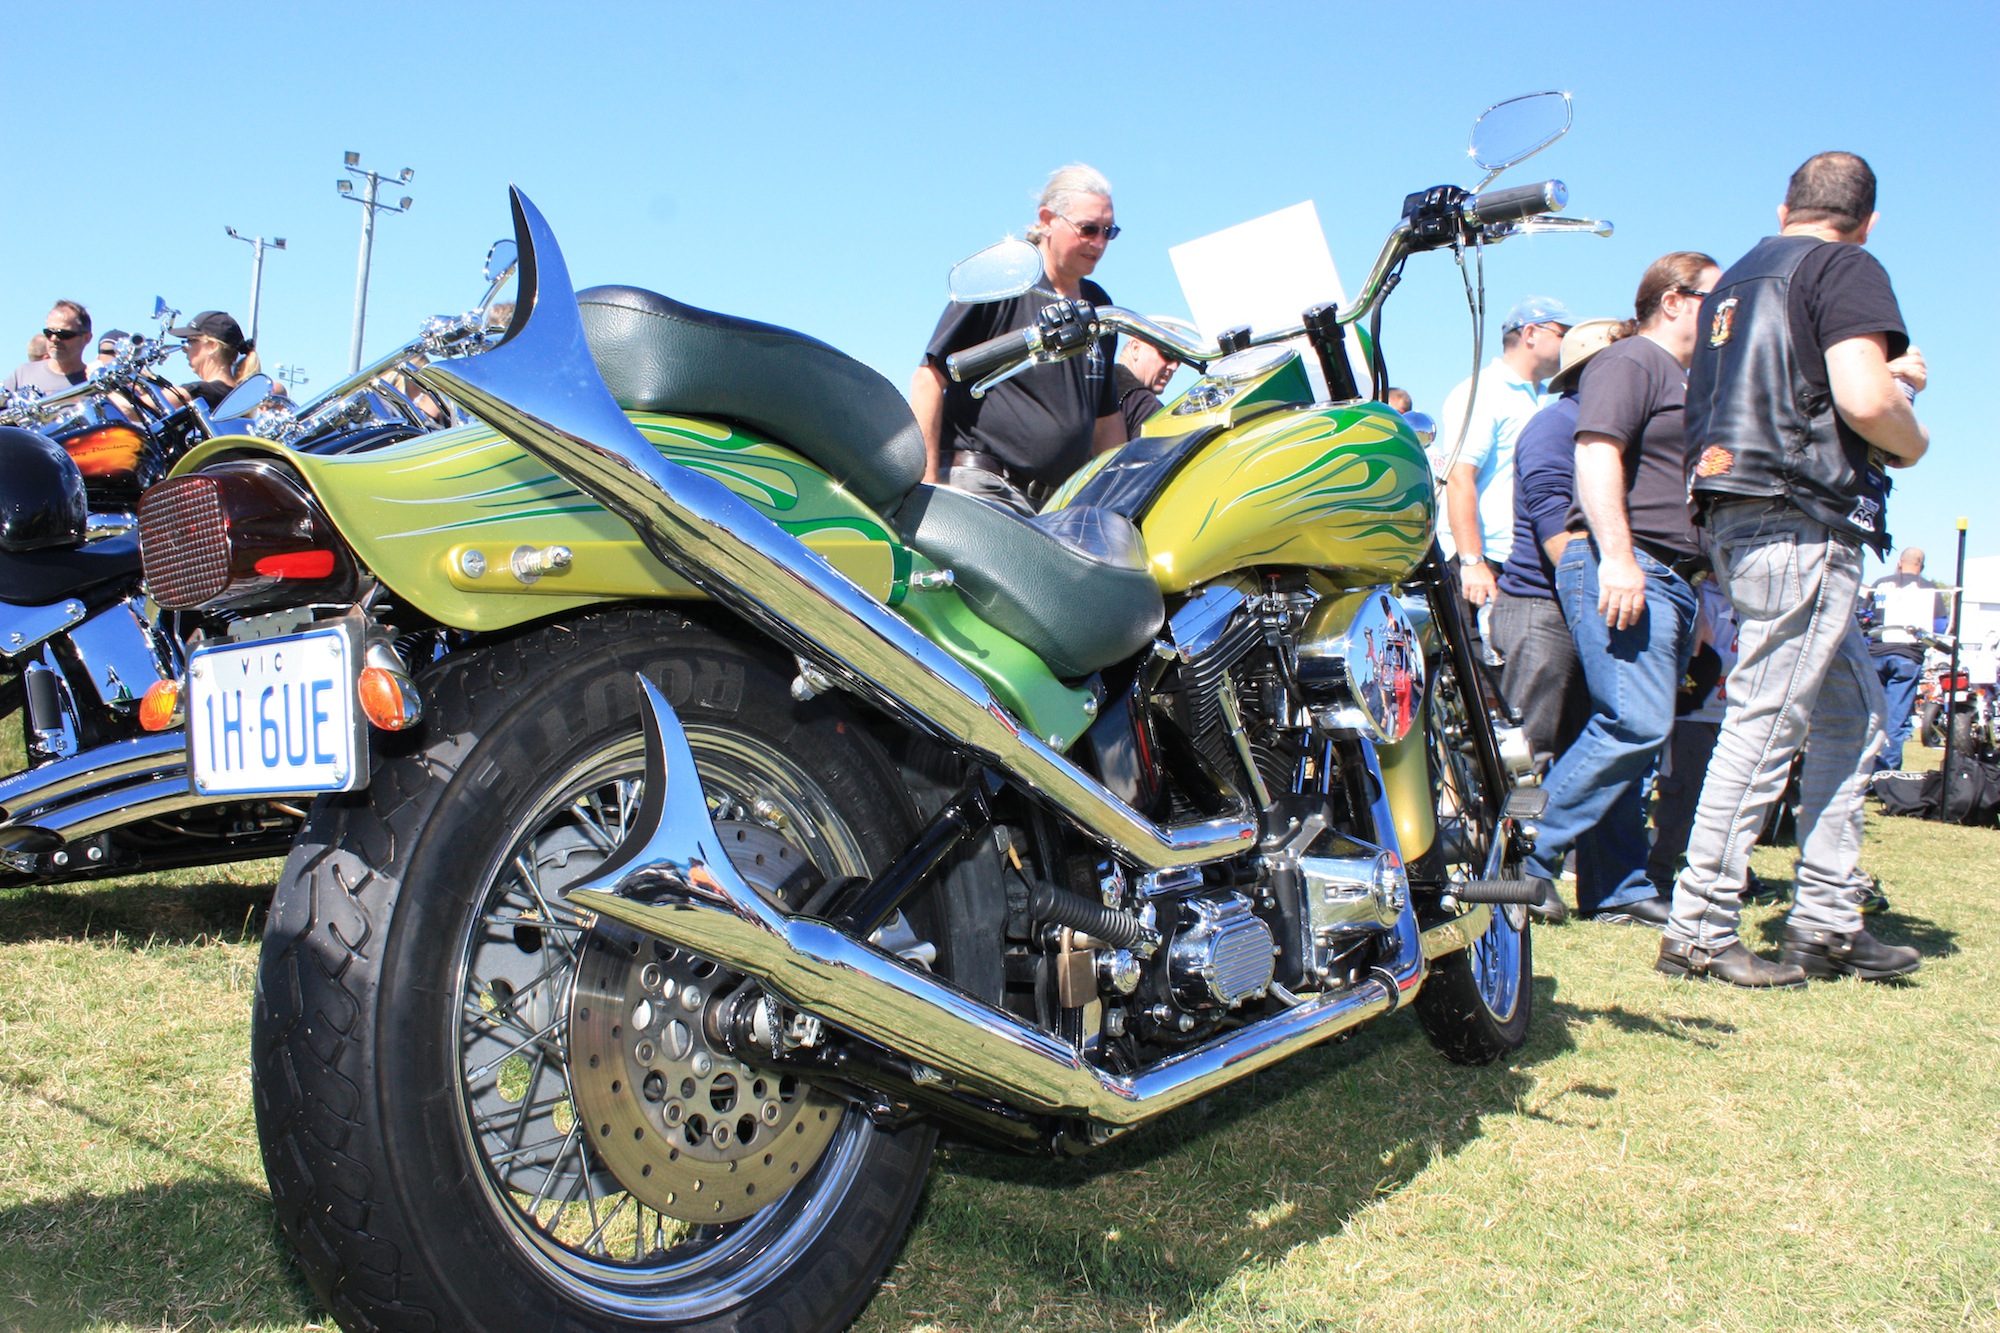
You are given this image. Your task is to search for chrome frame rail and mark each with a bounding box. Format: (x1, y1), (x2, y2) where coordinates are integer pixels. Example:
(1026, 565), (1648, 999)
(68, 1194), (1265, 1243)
(411, 189), (1253, 872)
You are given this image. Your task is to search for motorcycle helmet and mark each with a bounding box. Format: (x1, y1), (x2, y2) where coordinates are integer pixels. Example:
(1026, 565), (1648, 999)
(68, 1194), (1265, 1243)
(0, 426), (89, 551)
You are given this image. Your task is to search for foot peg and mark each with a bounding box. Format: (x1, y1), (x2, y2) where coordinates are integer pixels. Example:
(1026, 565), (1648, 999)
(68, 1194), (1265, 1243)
(1503, 787), (1549, 820)
(1455, 878), (1547, 905)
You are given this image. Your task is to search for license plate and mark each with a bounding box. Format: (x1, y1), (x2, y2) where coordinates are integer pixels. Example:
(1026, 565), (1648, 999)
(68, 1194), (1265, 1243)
(187, 625), (368, 796)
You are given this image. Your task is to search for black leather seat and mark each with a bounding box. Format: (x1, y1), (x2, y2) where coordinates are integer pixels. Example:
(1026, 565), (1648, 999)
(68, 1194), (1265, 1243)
(578, 285), (925, 511)
(894, 486), (1164, 679)
(0, 534), (143, 607)
(578, 284), (1165, 680)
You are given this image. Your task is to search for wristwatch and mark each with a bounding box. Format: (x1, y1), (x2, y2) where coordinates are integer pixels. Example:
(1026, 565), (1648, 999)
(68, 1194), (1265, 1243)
(1458, 552), (1487, 568)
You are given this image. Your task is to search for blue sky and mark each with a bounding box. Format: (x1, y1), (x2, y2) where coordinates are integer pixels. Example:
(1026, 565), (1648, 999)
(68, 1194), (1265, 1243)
(5, 1), (1995, 575)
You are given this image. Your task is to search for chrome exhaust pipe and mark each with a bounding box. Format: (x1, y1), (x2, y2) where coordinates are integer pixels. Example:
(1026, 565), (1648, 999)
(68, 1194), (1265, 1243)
(568, 681), (1422, 1126)
(0, 733), (195, 850)
(411, 189), (1253, 872)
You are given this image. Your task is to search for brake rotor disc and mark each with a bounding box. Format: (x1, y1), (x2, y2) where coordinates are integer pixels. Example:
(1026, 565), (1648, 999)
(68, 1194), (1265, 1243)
(568, 821), (843, 1223)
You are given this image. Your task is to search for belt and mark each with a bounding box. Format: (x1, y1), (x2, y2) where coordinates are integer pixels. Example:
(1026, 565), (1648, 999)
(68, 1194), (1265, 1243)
(950, 450), (1035, 490)
(1634, 538), (1710, 584)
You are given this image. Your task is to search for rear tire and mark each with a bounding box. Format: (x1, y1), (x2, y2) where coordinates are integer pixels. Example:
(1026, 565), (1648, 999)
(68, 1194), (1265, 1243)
(1412, 654), (1532, 1065)
(253, 609), (944, 1333)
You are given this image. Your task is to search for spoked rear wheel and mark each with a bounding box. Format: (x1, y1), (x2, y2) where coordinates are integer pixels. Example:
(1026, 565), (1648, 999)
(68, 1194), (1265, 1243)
(253, 611), (942, 1333)
(1412, 654), (1532, 1065)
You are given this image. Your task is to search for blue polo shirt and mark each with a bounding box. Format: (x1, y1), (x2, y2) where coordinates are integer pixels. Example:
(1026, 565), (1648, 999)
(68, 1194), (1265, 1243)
(1497, 392), (1580, 600)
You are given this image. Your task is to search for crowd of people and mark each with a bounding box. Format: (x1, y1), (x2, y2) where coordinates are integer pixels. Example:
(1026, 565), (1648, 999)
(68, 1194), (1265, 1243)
(914, 149), (1933, 993)
(5, 300), (262, 411)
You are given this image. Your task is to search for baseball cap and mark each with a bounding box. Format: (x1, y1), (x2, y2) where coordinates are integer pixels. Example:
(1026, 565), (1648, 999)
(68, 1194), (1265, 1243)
(96, 329), (129, 353)
(1500, 296), (1575, 333)
(168, 311), (249, 350)
(1544, 318), (1622, 394)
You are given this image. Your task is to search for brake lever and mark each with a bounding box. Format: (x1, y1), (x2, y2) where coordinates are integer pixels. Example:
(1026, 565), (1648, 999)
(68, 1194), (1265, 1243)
(969, 357), (1039, 401)
(1483, 214), (1614, 240)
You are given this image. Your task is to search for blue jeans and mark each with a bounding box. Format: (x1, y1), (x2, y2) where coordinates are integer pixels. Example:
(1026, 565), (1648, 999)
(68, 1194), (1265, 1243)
(1873, 653), (1923, 772)
(1525, 540), (1699, 912)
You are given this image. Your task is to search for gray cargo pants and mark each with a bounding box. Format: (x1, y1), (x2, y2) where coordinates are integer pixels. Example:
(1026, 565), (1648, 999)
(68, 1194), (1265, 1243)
(1668, 499), (1886, 948)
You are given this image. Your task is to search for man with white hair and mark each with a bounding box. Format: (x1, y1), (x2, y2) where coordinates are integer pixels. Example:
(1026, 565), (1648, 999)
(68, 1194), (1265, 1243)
(912, 163), (1125, 514)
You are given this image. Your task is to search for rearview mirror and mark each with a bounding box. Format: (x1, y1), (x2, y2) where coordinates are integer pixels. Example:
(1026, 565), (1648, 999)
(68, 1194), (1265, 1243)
(1469, 91), (1573, 175)
(948, 239), (1045, 304)
(1401, 410), (1437, 447)
(211, 373), (275, 422)
(484, 238), (519, 284)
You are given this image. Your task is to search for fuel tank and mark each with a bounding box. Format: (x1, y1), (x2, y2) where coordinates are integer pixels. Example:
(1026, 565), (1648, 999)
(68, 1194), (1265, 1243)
(1047, 346), (1435, 592)
(1139, 400), (1436, 593)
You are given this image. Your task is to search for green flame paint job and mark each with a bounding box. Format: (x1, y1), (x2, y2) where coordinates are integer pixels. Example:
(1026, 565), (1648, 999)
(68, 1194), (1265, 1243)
(168, 412), (1090, 744)
(1138, 402), (1435, 591)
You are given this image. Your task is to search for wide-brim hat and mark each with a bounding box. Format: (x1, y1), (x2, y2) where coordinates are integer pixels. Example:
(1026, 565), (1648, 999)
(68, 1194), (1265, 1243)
(1545, 318), (1622, 395)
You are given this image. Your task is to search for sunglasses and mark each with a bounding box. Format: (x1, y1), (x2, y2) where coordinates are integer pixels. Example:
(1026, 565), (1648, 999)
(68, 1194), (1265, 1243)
(1058, 214), (1121, 242)
(43, 326), (86, 341)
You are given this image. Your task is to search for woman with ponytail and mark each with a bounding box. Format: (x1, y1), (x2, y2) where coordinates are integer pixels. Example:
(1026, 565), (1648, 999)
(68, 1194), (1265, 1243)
(1513, 250), (1724, 927)
(166, 310), (260, 409)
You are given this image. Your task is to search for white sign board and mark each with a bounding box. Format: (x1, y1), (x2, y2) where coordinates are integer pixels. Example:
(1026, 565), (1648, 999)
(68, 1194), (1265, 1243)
(1168, 201), (1368, 399)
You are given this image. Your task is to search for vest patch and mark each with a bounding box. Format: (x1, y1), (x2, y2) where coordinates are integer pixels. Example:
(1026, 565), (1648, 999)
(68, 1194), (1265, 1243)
(1708, 297), (1739, 348)
(1847, 494), (1881, 534)
(1695, 445), (1736, 478)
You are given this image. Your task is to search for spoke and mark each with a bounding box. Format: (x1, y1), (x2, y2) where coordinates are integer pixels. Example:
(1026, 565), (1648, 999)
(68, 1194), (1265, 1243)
(487, 1132), (574, 1167)
(467, 1016), (564, 1083)
(478, 911), (586, 937)
(512, 850), (564, 924)
(526, 1119), (582, 1220)
(474, 1090), (572, 1133)
(581, 1190), (634, 1256)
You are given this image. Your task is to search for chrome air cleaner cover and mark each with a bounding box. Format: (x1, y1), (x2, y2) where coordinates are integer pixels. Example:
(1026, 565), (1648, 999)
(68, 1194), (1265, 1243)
(1294, 587), (1426, 743)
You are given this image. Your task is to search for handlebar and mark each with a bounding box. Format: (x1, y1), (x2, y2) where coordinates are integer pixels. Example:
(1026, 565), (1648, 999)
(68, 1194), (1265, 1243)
(946, 326), (1042, 384)
(941, 175), (1581, 388)
(1464, 180), (1567, 227)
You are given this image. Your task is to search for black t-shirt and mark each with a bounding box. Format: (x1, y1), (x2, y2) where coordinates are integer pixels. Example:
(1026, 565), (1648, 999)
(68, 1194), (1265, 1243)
(1568, 335), (1699, 557)
(1112, 363), (1162, 441)
(923, 279), (1118, 485)
(182, 378), (234, 409)
(1788, 242), (1908, 461)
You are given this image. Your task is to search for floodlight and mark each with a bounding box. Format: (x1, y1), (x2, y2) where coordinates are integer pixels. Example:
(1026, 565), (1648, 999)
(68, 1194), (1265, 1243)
(337, 179), (353, 194)
(345, 151), (359, 166)
(399, 167), (414, 183)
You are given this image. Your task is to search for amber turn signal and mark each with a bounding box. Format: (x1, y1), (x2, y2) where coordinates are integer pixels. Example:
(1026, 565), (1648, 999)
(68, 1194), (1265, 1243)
(357, 665), (423, 731)
(138, 679), (182, 732)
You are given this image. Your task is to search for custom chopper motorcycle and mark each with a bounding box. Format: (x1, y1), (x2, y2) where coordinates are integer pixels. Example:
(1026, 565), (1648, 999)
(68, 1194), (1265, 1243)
(0, 264), (519, 886)
(129, 93), (1607, 1331)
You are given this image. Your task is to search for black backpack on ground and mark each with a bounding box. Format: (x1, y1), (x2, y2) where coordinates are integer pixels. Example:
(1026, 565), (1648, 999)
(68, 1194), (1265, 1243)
(1874, 755), (2000, 827)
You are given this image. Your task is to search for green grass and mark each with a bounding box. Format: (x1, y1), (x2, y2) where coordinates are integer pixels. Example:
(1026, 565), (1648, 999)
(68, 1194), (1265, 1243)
(2, 741), (1995, 1332)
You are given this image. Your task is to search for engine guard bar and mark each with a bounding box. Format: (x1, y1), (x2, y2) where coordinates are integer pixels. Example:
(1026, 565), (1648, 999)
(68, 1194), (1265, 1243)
(566, 678), (1427, 1126)
(410, 188), (1254, 872)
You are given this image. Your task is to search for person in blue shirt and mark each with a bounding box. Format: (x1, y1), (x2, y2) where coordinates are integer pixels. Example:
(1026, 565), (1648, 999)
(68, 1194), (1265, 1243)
(1430, 296), (1572, 609)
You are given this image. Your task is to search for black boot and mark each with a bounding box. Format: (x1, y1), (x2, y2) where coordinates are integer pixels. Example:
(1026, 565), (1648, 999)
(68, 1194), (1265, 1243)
(1778, 924), (1921, 982)
(1656, 937), (1808, 988)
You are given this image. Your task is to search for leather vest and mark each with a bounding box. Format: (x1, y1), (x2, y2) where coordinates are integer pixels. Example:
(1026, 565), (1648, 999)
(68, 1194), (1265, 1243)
(1684, 235), (1890, 551)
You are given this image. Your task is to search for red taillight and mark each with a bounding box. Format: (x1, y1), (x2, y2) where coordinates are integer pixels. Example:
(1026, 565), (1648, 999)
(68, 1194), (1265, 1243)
(138, 464), (347, 611)
(254, 550), (336, 579)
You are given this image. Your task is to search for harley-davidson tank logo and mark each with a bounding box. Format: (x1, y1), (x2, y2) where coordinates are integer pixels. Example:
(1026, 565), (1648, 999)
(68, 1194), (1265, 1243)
(1695, 446), (1736, 478)
(1708, 296), (1739, 348)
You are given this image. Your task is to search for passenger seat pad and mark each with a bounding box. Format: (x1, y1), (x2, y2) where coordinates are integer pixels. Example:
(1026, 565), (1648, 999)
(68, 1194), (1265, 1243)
(577, 285), (924, 510)
(0, 534), (143, 607)
(893, 485), (1164, 680)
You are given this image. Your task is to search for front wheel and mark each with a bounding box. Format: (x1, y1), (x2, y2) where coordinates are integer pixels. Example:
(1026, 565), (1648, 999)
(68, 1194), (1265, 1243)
(1411, 653), (1532, 1065)
(253, 610), (941, 1333)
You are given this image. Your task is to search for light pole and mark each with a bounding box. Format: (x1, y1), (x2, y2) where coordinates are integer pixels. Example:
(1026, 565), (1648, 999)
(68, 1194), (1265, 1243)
(275, 364), (310, 394)
(224, 226), (286, 345)
(336, 152), (414, 374)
